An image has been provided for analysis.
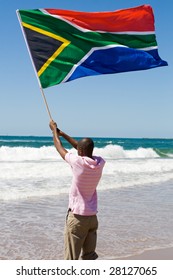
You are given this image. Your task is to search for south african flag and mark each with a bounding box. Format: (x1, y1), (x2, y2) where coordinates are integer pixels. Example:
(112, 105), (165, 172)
(17, 5), (167, 89)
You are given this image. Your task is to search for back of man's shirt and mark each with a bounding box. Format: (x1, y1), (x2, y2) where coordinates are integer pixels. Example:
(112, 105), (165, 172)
(65, 152), (105, 215)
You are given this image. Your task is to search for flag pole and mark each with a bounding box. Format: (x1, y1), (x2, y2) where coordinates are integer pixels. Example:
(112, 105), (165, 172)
(39, 87), (53, 120)
(16, 10), (53, 121)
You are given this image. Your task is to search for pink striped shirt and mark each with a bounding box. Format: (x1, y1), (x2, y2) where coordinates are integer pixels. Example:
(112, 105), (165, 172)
(65, 152), (105, 216)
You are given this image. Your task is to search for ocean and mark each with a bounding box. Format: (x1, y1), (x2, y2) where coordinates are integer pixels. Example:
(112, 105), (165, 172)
(0, 135), (173, 259)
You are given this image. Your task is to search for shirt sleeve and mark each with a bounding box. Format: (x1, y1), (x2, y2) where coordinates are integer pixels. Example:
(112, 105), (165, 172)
(65, 152), (78, 167)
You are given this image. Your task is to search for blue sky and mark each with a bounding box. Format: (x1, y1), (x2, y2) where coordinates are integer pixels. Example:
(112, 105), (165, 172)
(0, 0), (172, 138)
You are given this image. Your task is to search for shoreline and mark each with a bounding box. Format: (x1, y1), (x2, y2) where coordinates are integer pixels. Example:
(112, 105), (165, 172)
(118, 247), (173, 260)
(1, 186), (173, 260)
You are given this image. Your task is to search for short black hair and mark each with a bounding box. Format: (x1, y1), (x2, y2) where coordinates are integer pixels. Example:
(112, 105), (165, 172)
(77, 138), (94, 154)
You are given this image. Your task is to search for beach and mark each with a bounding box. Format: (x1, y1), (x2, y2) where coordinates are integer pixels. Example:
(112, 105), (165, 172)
(1, 184), (173, 260)
(0, 136), (173, 260)
(120, 247), (173, 260)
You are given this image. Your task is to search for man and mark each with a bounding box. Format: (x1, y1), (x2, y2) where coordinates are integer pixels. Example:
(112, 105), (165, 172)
(49, 120), (105, 260)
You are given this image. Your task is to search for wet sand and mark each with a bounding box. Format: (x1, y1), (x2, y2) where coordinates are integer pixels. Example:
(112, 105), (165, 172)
(1, 186), (173, 260)
(119, 247), (173, 260)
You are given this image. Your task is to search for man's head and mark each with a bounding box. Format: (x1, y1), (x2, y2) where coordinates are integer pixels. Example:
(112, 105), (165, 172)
(77, 138), (94, 158)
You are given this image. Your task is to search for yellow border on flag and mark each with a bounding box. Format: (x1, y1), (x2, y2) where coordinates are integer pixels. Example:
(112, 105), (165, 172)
(22, 22), (71, 77)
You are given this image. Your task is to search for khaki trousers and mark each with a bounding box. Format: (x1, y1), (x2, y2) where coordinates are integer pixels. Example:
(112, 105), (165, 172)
(64, 211), (98, 260)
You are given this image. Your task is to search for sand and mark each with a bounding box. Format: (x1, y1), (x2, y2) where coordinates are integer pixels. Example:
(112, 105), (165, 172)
(1, 188), (173, 260)
(119, 247), (173, 260)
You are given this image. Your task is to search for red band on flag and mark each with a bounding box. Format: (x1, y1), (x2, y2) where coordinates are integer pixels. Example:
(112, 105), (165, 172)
(45, 5), (154, 32)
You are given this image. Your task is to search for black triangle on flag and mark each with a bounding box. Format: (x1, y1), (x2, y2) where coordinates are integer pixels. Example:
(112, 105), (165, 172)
(23, 26), (64, 74)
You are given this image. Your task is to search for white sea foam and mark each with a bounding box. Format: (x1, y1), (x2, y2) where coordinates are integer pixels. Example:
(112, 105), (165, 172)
(94, 145), (159, 159)
(0, 144), (159, 162)
(0, 146), (63, 162)
(0, 145), (173, 201)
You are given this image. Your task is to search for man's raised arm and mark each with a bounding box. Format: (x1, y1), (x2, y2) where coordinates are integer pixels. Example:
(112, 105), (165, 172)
(49, 120), (68, 160)
(49, 120), (79, 159)
(58, 130), (78, 150)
